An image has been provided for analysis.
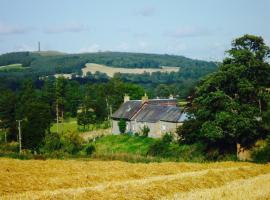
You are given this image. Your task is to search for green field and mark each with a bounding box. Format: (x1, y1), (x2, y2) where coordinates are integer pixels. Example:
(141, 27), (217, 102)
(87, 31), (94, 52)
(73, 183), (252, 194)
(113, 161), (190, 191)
(50, 118), (78, 133)
(50, 118), (110, 134)
(93, 134), (156, 155)
(0, 64), (26, 72)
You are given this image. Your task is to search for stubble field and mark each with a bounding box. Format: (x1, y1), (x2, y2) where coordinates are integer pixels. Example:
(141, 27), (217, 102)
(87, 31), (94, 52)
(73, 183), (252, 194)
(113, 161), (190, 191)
(82, 63), (179, 77)
(1, 158), (270, 200)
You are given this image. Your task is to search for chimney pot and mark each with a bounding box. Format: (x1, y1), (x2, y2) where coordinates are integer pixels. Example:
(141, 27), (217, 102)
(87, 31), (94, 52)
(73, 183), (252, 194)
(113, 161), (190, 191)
(124, 94), (130, 103)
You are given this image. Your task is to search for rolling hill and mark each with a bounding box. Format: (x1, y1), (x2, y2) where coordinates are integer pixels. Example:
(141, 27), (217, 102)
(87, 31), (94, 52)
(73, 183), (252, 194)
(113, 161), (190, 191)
(0, 51), (218, 77)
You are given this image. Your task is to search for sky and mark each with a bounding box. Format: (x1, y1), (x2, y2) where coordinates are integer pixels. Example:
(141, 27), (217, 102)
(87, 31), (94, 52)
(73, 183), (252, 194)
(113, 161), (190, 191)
(0, 0), (269, 61)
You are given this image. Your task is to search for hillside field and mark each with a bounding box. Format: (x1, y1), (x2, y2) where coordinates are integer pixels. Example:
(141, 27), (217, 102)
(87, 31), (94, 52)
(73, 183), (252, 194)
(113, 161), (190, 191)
(0, 63), (25, 72)
(1, 159), (270, 199)
(82, 63), (180, 77)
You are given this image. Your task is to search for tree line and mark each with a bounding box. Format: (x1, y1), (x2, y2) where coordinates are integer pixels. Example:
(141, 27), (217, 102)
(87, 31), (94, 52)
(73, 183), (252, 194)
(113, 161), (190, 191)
(0, 77), (145, 151)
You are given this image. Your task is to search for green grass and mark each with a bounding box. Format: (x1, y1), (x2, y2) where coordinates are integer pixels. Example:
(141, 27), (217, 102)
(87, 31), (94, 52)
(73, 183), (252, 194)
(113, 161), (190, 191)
(50, 118), (78, 133)
(93, 134), (156, 155)
(0, 64), (27, 72)
(178, 100), (188, 107)
(50, 118), (111, 134)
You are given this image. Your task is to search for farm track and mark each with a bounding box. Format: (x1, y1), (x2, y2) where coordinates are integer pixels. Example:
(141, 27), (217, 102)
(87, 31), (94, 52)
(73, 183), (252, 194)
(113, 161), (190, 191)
(0, 159), (270, 199)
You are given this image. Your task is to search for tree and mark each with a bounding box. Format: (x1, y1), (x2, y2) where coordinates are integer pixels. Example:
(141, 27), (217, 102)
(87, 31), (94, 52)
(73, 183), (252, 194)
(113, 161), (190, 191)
(178, 35), (270, 153)
(22, 101), (52, 151)
(77, 108), (96, 130)
(118, 119), (127, 134)
(0, 90), (17, 140)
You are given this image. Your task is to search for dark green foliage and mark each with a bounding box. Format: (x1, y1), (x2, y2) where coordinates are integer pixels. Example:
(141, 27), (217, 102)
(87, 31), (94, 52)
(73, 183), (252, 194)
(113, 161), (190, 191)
(0, 90), (17, 140)
(118, 119), (127, 134)
(41, 132), (62, 153)
(140, 125), (150, 137)
(147, 139), (168, 157)
(22, 102), (52, 151)
(77, 110), (96, 130)
(147, 133), (173, 157)
(85, 144), (96, 155)
(60, 132), (84, 154)
(0, 51), (217, 77)
(147, 133), (205, 161)
(162, 133), (173, 144)
(178, 35), (270, 154)
(252, 136), (270, 163)
(0, 52), (33, 67)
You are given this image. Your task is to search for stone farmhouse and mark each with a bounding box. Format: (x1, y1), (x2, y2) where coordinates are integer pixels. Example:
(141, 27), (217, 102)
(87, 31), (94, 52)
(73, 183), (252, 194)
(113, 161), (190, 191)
(112, 94), (187, 138)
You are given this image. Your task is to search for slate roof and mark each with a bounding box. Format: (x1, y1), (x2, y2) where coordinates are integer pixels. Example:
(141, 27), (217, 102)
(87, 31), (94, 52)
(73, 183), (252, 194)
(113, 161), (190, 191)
(132, 105), (169, 123)
(112, 100), (142, 120)
(160, 106), (182, 122)
(112, 98), (184, 123)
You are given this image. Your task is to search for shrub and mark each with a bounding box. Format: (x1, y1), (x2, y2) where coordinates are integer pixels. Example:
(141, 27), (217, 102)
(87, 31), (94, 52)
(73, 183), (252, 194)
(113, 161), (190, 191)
(85, 144), (96, 155)
(0, 142), (19, 153)
(162, 132), (173, 144)
(61, 132), (84, 154)
(252, 136), (270, 163)
(140, 125), (150, 137)
(41, 132), (62, 153)
(118, 119), (127, 134)
(147, 139), (168, 157)
(0, 131), (7, 144)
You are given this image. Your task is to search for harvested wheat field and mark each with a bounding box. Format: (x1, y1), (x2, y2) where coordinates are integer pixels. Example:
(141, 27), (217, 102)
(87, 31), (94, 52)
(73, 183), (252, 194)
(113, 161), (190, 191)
(82, 63), (179, 77)
(1, 159), (270, 200)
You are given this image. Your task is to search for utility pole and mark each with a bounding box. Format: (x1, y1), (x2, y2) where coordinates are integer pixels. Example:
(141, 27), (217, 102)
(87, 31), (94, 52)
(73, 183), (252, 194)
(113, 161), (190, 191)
(38, 41), (41, 52)
(17, 120), (22, 154)
(106, 98), (110, 121)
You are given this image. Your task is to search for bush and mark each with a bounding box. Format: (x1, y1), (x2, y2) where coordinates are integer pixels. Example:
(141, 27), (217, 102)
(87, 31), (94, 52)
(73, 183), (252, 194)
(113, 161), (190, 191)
(0, 142), (19, 153)
(147, 139), (168, 157)
(85, 144), (96, 155)
(147, 133), (174, 157)
(40, 131), (85, 155)
(252, 136), (270, 163)
(0, 131), (7, 144)
(61, 132), (84, 154)
(162, 132), (173, 144)
(118, 119), (127, 134)
(41, 132), (62, 153)
(140, 125), (150, 137)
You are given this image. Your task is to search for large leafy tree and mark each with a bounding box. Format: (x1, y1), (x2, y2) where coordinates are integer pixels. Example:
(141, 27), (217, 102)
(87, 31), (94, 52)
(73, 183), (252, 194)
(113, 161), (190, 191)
(178, 35), (270, 153)
(0, 89), (17, 140)
(22, 102), (52, 150)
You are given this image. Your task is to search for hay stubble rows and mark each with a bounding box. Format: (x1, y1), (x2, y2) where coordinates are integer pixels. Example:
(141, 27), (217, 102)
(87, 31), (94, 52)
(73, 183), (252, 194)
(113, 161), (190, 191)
(1, 159), (270, 199)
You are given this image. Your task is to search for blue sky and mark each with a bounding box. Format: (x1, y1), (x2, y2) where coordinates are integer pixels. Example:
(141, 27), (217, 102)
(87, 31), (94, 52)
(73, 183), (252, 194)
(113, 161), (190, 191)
(0, 0), (269, 61)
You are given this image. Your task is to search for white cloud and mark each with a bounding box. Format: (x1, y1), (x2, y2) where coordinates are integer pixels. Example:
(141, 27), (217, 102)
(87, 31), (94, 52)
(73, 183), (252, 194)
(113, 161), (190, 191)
(45, 22), (87, 34)
(116, 42), (129, 51)
(0, 22), (32, 35)
(78, 44), (100, 53)
(13, 44), (36, 52)
(167, 27), (210, 38)
(136, 6), (157, 17)
(165, 43), (187, 54)
(138, 41), (148, 49)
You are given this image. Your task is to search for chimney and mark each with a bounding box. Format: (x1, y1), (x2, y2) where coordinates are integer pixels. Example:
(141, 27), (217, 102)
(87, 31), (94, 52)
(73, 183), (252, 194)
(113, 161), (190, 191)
(169, 94), (174, 99)
(124, 94), (130, 103)
(141, 93), (148, 104)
